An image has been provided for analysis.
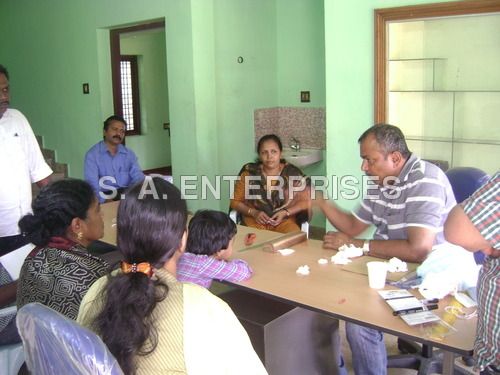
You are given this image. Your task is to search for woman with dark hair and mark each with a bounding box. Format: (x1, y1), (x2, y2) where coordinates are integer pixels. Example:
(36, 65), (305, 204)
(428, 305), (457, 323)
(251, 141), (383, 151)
(78, 177), (266, 375)
(16, 178), (109, 319)
(230, 134), (311, 233)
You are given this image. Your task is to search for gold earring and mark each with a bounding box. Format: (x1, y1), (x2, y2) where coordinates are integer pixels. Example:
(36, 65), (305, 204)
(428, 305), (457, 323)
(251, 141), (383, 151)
(77, 232), (83, 241)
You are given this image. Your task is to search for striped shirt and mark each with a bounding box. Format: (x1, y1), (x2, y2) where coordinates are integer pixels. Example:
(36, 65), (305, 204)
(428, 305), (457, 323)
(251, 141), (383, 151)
(353, 154), (456, 245)
(177, 253), (252, 288)
(462, 172), (499, 370)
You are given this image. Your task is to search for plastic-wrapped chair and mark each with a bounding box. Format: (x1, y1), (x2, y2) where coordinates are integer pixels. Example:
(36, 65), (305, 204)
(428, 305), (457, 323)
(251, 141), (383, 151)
(0, 260), (24, 375)
(0, 305), (24, 375)
(16, 303), (123, 375)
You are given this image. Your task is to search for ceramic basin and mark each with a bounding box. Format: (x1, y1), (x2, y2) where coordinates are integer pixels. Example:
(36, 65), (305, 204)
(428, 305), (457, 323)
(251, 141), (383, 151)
(282, 148), (323, 168)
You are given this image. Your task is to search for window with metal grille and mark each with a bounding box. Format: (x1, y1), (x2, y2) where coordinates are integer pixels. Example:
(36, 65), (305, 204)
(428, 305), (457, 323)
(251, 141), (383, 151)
(119, 55), (141, 135)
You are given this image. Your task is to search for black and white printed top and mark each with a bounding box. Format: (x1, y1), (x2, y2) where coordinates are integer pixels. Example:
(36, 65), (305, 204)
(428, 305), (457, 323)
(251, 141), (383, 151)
(16, 236), (109, 320)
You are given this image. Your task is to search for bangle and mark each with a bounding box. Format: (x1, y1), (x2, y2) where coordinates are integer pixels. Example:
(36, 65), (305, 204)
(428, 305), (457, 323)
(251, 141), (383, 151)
(283, 208), (290, 217)
(247, 208), (253, 216)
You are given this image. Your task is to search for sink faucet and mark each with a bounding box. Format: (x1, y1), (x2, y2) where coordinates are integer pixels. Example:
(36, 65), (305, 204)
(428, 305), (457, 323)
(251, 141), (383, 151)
(290, 137), (301, 151)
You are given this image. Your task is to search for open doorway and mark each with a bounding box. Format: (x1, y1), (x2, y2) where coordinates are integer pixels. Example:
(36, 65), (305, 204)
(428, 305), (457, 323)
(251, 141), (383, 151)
(109, 20), (172, 177)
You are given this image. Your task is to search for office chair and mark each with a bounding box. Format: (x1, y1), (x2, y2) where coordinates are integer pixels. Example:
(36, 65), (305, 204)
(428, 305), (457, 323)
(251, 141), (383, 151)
(445, 167), (490, 265)
(16, 303), (123, 375)
(388, 166), (489, 373)
(0, 306), (24, 375)
(0, 255), (28, 375)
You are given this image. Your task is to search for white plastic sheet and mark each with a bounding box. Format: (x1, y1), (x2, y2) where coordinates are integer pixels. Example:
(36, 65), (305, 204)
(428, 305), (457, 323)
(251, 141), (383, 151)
(16, 303), (123, 375)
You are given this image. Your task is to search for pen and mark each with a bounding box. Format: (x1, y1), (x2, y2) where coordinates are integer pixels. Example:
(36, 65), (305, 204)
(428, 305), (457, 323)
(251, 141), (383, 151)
(393, 304), (439, 316)
(420, 298), (439, 305)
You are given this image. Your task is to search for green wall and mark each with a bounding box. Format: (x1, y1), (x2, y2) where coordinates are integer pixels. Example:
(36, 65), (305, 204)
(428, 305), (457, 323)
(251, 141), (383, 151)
(323, 0), (455, 227)
(0, 0), (185, 180)
(277, 0), (325, 107)
(0, 0), (458, 221)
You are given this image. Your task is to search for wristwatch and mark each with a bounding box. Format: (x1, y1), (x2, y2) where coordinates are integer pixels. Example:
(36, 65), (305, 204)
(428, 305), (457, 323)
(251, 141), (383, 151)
(362, 240), (370, 255)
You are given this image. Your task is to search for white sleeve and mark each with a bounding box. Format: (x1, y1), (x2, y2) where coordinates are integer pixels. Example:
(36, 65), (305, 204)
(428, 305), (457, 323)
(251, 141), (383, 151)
(21, 115), (53, 183)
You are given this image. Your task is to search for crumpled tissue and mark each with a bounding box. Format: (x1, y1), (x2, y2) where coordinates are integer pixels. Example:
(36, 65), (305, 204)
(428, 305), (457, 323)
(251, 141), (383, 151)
(330, 252), (352, 265)
(330, 244), (364, 264)
(296, 265), (310, 275)
(338, 244), (363, 258)
(387, 257), (408, 272)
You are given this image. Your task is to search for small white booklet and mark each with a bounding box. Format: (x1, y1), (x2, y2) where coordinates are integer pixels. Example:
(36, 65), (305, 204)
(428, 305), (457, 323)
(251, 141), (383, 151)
(399, 311), (441, 326)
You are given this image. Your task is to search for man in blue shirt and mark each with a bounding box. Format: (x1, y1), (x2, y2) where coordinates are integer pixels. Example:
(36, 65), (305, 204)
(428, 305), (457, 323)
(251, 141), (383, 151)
(84, 115), (144, 203)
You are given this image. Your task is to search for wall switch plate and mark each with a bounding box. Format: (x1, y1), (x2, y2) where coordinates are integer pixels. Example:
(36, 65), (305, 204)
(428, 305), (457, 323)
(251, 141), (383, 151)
(300, 91), (310, 103)
(82, 83), (90, 94)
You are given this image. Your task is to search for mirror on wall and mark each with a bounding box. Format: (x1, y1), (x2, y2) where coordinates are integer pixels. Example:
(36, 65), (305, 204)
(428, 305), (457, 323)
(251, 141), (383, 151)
(375, 1), (500, 175)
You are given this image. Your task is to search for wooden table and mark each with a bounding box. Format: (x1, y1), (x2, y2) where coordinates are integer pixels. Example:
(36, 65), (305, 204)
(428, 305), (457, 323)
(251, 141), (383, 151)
(100, 201), (476, 374)
(100, 201), (119, 245)
(229, 234), (476, 374)
(100, 201), (283, 248)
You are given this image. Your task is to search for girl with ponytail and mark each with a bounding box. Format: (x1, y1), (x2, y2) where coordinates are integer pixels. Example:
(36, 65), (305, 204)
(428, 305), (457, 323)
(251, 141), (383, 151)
(78, 177), (266, 375)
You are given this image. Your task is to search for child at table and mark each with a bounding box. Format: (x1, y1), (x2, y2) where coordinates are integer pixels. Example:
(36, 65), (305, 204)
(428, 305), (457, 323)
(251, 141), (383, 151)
(177, 209), (252, 288)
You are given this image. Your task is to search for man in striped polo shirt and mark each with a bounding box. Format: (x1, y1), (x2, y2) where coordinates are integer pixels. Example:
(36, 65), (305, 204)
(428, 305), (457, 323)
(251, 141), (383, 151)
(317, 124), (457, 375)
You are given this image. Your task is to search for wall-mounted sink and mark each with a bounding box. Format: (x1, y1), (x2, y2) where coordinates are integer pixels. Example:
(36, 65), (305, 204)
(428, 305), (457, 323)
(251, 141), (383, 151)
(282, 148), (323, 168)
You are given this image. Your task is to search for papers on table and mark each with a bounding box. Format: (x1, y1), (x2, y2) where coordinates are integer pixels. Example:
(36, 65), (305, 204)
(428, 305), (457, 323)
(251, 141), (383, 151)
(378, 289), (440, 324)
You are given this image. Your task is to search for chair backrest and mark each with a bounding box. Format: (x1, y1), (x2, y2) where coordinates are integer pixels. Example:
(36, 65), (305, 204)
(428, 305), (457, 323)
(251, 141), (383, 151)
(445, 167), (490, 204)
(445, 167), (490, 265)
(16, 303), (123, 375)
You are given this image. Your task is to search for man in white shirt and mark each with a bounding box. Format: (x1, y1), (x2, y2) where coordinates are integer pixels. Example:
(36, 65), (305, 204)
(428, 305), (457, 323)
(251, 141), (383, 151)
(0, 64), (52, 345)
(0, 64), (52, 255)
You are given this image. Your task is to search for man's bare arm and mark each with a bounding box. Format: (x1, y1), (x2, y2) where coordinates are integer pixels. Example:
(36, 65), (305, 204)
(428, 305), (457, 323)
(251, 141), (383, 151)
(0, 281), (18, 307)
(324, 226), (435, 263)
(316, 196), (368, 237)
(445, 205), (499, 257)
(35, 175), (52, 188)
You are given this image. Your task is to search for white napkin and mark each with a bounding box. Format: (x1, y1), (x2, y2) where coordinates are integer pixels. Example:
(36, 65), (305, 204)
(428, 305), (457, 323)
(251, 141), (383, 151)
(338, 244), (363, 258)
(330, 252), (352, 265)
(296, 265), (310, 275)
(387, 257), (408, 272)
(278, 248), (295, 256)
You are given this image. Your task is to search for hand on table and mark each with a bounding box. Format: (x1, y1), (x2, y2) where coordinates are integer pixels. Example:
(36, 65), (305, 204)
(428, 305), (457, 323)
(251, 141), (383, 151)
(323, 231), (352, 250)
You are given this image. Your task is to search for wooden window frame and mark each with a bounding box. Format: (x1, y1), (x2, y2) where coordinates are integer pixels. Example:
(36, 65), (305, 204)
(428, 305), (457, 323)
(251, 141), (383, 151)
(119, 55), (141, 135)
(374, 0), (500, 123)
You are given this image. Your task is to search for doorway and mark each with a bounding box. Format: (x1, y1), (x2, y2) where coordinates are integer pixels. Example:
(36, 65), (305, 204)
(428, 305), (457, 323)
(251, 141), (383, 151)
(109, 20), (172, 176)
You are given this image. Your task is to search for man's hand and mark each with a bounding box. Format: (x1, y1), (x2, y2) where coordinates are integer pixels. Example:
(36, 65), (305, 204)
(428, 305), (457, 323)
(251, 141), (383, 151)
(482, 246), (500, 258)
(323, 231), (353, 250)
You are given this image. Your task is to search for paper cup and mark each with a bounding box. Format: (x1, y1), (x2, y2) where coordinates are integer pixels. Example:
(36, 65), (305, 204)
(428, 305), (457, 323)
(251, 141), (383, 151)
(366, 261), (388, 289)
